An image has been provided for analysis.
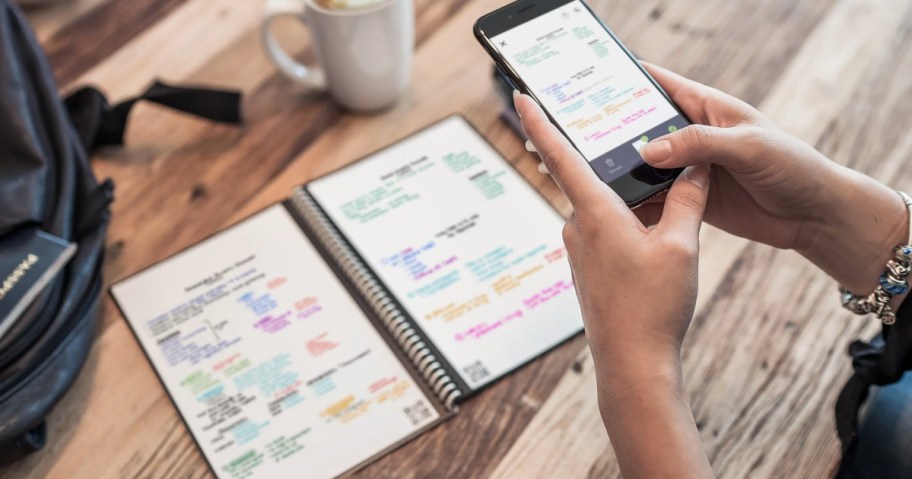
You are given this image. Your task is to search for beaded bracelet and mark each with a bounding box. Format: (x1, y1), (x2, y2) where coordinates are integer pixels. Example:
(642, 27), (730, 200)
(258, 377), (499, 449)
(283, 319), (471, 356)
(839, 191), (912, 325)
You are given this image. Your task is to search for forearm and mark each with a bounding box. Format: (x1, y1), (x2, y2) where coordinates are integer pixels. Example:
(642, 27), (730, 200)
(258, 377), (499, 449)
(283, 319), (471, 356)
(799, 165), (910, 307)
(596, 359), (714, 479)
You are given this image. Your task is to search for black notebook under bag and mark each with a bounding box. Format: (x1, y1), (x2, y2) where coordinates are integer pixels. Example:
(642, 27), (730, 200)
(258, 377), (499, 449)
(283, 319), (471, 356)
(0, 0), (240, 459)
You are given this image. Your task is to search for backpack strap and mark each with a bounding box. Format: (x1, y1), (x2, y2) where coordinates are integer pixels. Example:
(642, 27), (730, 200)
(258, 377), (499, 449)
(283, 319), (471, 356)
(64, 80), (242, 150)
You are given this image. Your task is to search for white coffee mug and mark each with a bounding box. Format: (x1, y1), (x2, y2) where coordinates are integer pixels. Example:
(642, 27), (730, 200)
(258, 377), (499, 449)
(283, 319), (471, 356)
(261, 0), (414, 112)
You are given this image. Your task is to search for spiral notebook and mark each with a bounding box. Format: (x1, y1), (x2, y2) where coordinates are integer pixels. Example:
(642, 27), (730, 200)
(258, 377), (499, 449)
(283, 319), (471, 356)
(110, 115), (583, 479)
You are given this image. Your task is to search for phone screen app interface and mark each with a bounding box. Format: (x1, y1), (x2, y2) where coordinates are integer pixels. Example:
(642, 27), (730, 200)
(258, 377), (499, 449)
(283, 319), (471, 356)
(491, 0), (688, 182)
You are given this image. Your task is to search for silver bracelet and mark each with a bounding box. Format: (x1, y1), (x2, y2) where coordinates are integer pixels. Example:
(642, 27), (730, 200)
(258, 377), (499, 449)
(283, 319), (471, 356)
(839, 191), (912, 325)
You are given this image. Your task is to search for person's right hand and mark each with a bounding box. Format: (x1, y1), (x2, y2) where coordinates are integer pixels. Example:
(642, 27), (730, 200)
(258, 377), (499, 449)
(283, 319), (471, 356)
(637, 63), (837, 250)
(637, 63), (909, 296)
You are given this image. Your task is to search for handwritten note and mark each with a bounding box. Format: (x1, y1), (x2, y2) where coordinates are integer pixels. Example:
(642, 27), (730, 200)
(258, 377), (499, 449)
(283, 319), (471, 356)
(339, 156), (435, 224)
(112, 205), (439, 479)
(308, 116), (582, 389)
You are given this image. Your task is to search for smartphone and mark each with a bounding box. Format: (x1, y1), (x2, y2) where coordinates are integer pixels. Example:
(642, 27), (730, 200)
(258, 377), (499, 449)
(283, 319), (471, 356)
(474, 0), (690, 206)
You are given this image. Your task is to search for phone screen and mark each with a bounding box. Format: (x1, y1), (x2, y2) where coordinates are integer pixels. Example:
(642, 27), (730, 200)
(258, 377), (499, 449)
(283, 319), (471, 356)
(489, 0), (688, 184)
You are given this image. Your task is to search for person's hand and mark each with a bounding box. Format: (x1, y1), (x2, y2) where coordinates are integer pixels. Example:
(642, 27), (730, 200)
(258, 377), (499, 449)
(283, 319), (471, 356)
(516, 89), (707, 388)
(636, 63), (908, 297)
(515, 91), (714, 478)
(634, 63), (836, 249)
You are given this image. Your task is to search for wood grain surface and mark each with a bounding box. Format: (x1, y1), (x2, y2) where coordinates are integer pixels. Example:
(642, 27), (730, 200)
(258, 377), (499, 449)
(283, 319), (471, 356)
(2, 0), (910, 477)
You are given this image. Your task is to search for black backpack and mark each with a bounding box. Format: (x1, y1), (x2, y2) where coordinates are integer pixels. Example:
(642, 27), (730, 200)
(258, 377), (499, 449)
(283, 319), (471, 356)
(0, 0), (240, 458)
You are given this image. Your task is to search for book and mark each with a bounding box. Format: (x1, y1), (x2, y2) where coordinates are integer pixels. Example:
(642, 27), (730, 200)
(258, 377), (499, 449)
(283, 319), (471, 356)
(110, 115), (582, 479)
(0, 226), (77, 341)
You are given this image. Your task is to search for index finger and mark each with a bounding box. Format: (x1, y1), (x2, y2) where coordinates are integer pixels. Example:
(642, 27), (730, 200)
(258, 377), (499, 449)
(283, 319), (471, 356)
(514, 92), (627, 214)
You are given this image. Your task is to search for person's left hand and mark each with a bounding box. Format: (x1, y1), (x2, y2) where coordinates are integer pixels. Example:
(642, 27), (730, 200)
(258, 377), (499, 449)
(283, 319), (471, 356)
(514, 91), (710, 404)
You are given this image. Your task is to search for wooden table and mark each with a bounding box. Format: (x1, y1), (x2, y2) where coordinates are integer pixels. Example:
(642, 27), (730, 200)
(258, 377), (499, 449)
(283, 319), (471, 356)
(3, 0), (910, 476)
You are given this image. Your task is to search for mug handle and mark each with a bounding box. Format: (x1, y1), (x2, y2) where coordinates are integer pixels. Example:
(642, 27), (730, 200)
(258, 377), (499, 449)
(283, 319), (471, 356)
(261, 0), (326, 88)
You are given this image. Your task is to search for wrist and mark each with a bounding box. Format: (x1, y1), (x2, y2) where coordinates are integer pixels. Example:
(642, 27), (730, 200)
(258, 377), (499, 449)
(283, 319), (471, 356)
(595, 357), (713, 478)
(797, 166), (909, 295)
(594, 349), (684, 415)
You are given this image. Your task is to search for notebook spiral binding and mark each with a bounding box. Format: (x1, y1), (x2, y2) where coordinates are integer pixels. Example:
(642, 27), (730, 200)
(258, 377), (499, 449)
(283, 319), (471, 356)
(291, 187), (462, 410)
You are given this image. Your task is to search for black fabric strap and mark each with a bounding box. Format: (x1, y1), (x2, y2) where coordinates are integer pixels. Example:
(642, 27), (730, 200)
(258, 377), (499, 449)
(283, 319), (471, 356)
(64, 80), (242, 150)
(836, 298), (912, 460)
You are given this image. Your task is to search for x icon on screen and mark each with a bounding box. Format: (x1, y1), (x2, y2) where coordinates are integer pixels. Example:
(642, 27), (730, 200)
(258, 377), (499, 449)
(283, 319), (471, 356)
(500, 41), (507, 47)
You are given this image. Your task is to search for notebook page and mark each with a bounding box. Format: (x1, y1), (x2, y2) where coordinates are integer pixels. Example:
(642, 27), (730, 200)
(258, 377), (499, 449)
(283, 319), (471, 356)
(307, 116), (582, 390)
(111, 205), (439, 479)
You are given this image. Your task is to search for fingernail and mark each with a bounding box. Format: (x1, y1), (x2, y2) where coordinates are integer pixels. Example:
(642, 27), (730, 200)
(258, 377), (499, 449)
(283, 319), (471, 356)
(684, 164), (710, 189)
(537, 162), (550, 175)
(512, 89), (522, 118)
(525, 139), (537, 152)
(640, 139), (672, 164)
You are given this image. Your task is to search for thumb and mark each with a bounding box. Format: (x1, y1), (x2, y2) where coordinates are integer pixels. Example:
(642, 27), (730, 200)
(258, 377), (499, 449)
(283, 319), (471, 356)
(656, 164), (710, 240)
(640, 124), (754, 172)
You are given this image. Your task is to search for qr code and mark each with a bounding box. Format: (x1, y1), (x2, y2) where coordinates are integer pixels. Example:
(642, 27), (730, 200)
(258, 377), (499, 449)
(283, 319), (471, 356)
(462, 360), (490, 384)
(403, 400), (432, 425)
